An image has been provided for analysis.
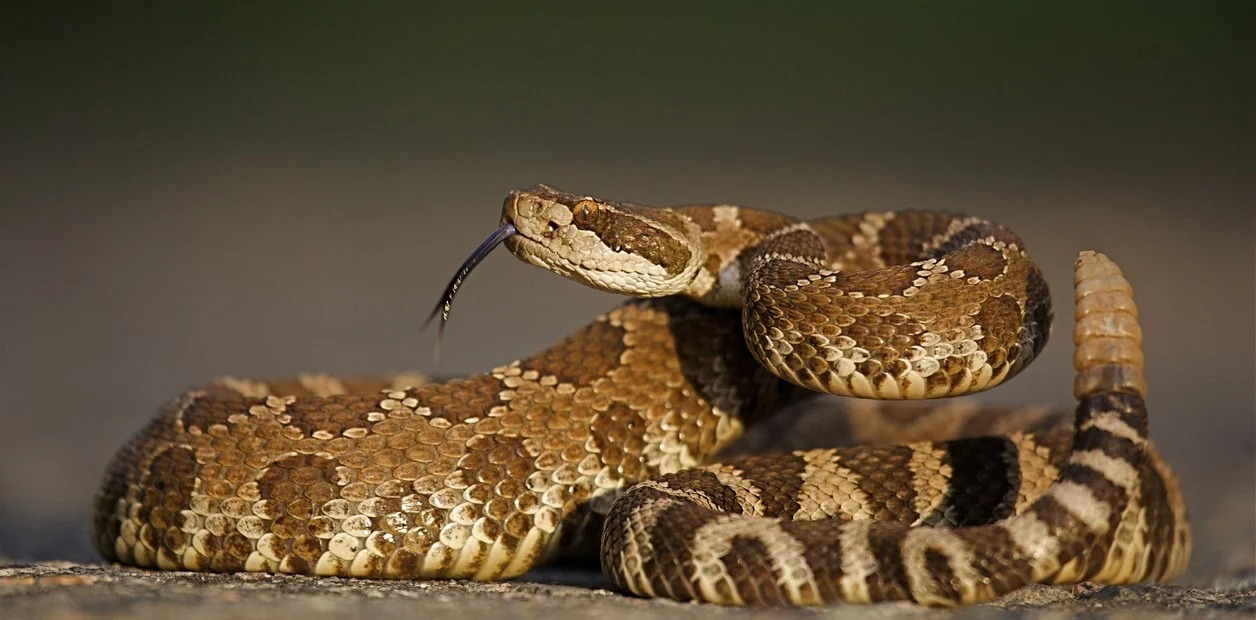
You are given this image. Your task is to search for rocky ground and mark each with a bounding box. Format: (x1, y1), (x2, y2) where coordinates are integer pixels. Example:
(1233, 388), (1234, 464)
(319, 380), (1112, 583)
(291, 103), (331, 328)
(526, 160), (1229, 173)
(3, 561), (1253, 620)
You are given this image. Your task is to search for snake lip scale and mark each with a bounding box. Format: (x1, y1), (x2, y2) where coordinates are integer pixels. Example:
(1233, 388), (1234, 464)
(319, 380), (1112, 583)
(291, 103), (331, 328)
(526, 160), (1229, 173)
(94, 185), (1190, 606)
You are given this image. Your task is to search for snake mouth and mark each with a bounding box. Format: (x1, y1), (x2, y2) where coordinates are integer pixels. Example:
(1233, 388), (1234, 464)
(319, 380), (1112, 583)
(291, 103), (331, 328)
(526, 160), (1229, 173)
(503, 231), (579, 276)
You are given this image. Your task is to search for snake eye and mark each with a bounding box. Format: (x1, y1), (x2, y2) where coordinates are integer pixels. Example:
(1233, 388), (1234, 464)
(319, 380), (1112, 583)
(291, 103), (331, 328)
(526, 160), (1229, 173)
(573, 200), (599, 223)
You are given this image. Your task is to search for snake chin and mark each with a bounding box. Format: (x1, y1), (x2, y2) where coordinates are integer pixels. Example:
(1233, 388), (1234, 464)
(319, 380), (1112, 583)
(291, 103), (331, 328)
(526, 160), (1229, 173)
(505, 232), (684, 297)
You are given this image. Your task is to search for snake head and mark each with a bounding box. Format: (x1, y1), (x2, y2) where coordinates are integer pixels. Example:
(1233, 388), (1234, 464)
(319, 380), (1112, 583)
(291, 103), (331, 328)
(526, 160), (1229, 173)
(501, 184), (706, 296)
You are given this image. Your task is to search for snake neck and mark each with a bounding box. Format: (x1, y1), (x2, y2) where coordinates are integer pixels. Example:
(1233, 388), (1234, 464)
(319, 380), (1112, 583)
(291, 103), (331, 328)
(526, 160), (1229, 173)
(673, 205), (805, 307)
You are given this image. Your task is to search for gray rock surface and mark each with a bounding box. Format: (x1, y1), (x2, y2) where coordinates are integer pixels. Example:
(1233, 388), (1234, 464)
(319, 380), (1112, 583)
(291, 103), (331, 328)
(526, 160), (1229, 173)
(4, 562), (1253, 620)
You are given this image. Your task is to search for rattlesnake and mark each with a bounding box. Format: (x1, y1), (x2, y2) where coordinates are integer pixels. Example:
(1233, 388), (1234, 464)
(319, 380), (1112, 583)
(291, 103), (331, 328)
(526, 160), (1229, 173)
(94, 185), (1190, 606)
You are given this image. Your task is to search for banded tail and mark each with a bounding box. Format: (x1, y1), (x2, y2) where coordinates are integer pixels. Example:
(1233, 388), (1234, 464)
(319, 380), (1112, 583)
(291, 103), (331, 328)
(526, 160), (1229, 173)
(600, 251), (1190, 606)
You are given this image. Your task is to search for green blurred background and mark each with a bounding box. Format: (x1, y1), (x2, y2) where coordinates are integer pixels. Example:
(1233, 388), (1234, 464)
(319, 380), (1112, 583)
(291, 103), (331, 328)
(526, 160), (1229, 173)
(2, 3), (1252, 578)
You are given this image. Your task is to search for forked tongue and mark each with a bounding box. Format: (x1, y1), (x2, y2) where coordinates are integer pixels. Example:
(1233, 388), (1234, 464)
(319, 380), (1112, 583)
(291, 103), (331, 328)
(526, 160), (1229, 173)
(422, 222), (517, 363)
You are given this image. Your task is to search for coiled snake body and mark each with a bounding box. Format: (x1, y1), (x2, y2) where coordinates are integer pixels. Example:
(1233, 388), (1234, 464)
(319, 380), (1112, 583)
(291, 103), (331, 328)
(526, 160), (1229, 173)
(94, 186), (1190, 605)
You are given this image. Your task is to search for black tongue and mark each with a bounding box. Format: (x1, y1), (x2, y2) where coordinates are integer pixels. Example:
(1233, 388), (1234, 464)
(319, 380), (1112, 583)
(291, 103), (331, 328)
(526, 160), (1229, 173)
(422, 222), (518, 363)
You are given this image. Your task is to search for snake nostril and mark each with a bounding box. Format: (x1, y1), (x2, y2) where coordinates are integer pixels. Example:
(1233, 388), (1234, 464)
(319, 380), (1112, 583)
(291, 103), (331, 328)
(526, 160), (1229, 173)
(547, 221), (560, 233)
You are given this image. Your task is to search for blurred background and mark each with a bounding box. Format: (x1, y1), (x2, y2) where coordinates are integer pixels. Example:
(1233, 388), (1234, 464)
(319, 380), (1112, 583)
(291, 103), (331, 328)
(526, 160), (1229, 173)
(2, 3), (1251, 579)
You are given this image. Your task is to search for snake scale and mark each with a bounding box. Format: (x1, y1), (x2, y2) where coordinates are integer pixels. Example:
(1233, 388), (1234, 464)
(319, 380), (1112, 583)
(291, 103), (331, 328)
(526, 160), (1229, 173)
(94, 185), (1190, 606)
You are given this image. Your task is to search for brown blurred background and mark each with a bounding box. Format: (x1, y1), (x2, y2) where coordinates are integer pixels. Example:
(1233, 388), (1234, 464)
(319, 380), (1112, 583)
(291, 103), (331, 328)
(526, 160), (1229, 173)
(1, 4), (1252, 577)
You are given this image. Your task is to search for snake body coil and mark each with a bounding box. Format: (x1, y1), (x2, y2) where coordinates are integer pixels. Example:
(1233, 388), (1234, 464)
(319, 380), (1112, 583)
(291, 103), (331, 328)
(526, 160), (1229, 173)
(94, 186), (1189, 605)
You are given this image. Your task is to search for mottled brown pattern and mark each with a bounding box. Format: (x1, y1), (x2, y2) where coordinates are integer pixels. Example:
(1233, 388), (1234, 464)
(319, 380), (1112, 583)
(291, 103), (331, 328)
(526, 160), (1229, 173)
(577, 202), (694, 275)
(733, 208), (799, 236)
(726, 208), (1053, 401)
(96, 298), (791, 583)
(522, 320), (627, 385)
(750, 228), (828, 266)
(973, 294), (1026, 358)
(785, 519), (845, 600)
(921, 549), (960, 603)
(587, 401), (649, 480)
(833, 445), (920, 522)
(830, 263), (921, 297)
(179, 392), (243, 434)
(806, 215), (876, 271)
(653, 470), (744, 512)
(717, 453), (808, 518)
(976, 526), (1032, 593)
(412, 375), (509, 423)
(864, 524), (911, 601)
(281, 395), (379, 436)
(601, 252), (1187, 605)
(666, 304), (781, 422)
(927, 220), (1021, 258)
(673, 205), (716, 230)
(872, 211), (956, 265)
(721, 537), (780, 604)
(950, 242), (1009, 281)
(642, 501), (712, 601)
(1021, 264), (1053, 362)
(1134, 451), (1183, 582)
(96, 183), (1187, 611)
(254, 453), (340, 507)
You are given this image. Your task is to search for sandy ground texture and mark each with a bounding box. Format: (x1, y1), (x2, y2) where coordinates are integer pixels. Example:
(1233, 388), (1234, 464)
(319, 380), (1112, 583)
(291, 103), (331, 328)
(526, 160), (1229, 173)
(3, 562), (1254, 620)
